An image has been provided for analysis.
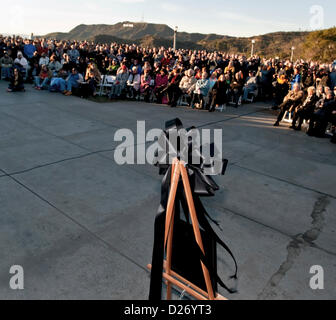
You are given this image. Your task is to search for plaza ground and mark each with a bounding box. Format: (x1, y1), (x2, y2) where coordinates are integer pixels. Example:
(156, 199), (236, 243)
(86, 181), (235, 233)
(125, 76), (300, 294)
(0, 81), (335, 300)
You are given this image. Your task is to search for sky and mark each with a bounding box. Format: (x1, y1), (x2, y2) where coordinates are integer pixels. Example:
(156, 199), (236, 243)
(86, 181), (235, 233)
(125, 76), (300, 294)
(1, 0), (336, 37)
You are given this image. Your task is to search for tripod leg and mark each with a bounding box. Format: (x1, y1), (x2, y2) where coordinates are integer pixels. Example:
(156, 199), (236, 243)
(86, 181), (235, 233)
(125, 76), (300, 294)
(179, 161), (215, 300)
(164, 160), (180, 300)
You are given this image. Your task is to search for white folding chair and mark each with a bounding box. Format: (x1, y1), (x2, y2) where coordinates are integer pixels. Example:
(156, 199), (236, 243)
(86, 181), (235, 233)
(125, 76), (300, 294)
(216, 105), (227, 112)
(177, 94), (189, 107)
(282, 110), (293, 123)
(101, 75), (116, 96)
(97, 75), (106, 96)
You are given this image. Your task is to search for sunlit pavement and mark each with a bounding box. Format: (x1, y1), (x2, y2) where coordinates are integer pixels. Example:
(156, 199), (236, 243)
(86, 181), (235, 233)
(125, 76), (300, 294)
(0, 81), (335, 300)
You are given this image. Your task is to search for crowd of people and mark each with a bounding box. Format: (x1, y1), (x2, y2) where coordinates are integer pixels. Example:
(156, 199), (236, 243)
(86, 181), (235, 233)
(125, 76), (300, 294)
(0, 35), (335, 143)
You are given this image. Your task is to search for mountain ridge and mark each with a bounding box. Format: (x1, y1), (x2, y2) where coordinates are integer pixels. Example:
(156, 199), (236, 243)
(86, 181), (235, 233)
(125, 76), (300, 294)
(44, 22), (336, 61)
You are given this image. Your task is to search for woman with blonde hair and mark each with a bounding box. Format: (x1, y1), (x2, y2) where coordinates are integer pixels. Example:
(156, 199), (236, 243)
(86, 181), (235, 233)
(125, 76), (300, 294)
(84, 62), (101, 97)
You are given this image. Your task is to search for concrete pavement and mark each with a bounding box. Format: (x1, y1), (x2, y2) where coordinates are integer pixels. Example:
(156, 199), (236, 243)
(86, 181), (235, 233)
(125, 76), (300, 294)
(0, 81), (335, 300)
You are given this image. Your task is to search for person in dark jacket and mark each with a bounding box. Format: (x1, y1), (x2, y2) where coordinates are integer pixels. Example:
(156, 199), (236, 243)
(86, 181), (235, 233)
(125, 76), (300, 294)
(272, 74), (290, 109)
(163, 68), (183, 108)
(229, 71), (244, 107)
(209, 74), (230, 112)
(274, 83), (304, 126)
(7, 68), (25, 92)
(307, 91), (336, 137)
(290, 86), (319, 131)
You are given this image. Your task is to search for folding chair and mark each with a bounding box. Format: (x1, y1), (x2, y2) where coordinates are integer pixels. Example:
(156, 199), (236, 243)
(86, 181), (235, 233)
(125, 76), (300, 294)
(282, 110), (293, 123)
(216, 105), (226, 112)
(97, 75), (106, 96)
(100, 75), (116, 96)
(178, 94), (189, 107)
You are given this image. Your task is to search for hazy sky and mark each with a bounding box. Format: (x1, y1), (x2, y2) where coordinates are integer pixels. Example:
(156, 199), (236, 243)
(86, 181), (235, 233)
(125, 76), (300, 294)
(2, 0), (336, 37)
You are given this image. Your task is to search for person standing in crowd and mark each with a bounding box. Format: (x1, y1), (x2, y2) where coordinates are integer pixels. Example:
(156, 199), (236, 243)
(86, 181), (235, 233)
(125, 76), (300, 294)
(290, 67), (301, 90)
(23, 39), (36, 60)
(273, 74), (289, 109)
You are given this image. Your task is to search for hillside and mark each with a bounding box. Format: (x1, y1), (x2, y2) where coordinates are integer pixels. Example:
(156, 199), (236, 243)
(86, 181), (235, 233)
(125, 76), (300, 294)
(44, 22), (336, 61)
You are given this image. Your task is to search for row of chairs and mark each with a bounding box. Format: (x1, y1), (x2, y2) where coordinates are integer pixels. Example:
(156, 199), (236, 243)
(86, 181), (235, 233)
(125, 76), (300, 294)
(96, 75), (258, 114)
(177, 87), (258, 112)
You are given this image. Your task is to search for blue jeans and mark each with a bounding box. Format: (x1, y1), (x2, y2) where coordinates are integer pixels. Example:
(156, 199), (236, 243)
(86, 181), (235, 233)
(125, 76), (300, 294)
(34, 76), (50, 89)
(1, 67), (12, 79)
(66, 80), (79, 92)
(243, 87), (256, 101)
(49, 78), (66, 92)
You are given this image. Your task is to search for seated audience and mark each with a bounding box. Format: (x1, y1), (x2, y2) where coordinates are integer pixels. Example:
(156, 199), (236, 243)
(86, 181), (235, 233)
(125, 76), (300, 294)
(229, 71), (244, 108)
(1, 33), (336, 144)
(7, 67), (25, 92)
(179, 69), (196, 104)
(127, 66), (141, 99)
(64, 68), (82, 96)
(39, 52), (49, 67)
(242, 71), (258, 102)
(164, 68), (183, 108)
(140, 69), (152, 102)
(109, 65), (129, 99)
(274, 83), (304, 126)
(209, 74), (230, 112)
(34, 65), (52, 90)
(290, 86), (319, 131)
(307, 91), (336, 137)
(191, 72), (210, 109)
(0, 51), (13, 80)
(154, 69), (168, 104)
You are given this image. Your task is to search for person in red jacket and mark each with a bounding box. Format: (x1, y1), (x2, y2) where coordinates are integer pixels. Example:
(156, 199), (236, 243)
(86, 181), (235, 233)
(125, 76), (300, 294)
(154, 69), (168, 103)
